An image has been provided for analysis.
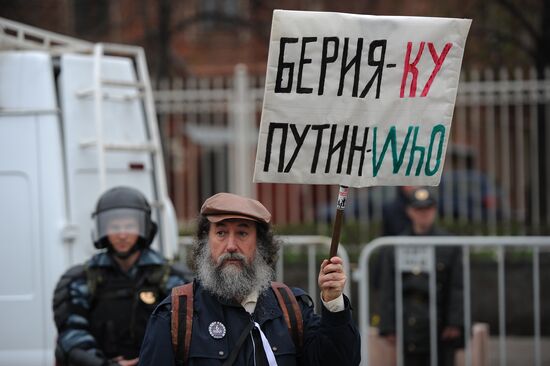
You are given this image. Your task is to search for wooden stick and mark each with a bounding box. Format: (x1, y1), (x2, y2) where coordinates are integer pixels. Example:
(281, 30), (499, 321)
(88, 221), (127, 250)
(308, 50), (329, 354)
(329, 185), (349, 258)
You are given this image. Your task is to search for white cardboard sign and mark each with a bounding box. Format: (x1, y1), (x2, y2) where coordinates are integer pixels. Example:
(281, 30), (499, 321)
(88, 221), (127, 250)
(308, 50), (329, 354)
(253, 10), (471, 187)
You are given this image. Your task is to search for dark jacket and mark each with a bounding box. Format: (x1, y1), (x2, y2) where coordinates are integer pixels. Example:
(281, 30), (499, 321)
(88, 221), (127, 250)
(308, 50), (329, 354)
(378, 227), (464, 354)
(371, 188), (413, 291)
(138, 280), (361, 365)
(381, 188), (412, 236)
(53, 248), (189, 364)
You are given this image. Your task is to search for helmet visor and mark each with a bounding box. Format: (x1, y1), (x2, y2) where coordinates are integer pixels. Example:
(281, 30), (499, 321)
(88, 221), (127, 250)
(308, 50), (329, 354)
(94, 208), (148, 241)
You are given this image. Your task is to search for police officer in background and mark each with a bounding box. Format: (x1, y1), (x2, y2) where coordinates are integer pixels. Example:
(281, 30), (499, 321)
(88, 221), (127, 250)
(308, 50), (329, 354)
(53, 186), (189, 366)
(378, 187), (463, 366)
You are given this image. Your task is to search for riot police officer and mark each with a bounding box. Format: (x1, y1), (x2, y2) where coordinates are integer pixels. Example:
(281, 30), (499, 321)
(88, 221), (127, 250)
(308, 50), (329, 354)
(53, 186), (189, 366)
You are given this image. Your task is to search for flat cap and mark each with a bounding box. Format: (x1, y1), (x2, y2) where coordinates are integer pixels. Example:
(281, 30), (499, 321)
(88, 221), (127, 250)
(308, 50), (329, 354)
(406, 187), (437, 209)
(200, 192), (271, 224)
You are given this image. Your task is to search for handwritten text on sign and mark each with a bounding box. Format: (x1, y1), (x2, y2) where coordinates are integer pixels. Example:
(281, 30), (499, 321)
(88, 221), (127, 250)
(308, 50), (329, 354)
(253, 11), (471, 187)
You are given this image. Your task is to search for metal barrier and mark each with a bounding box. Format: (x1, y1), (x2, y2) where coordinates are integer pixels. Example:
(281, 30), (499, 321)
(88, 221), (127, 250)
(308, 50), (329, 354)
(179, 235), (351, 310)
(356, 236), (550, 366)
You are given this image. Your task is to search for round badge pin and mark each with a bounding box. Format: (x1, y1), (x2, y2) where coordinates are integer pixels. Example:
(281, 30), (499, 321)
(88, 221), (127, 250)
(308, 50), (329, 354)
(208, 321), (226, 339)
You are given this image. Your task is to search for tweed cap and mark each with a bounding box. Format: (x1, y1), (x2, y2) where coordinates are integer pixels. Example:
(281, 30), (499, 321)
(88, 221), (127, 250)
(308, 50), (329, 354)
(407, 187), (437, 209)
(200, 192), (271, 224)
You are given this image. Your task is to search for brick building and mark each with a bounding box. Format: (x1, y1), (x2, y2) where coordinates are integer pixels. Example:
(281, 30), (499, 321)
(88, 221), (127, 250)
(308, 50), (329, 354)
(1, 0), (493, 79)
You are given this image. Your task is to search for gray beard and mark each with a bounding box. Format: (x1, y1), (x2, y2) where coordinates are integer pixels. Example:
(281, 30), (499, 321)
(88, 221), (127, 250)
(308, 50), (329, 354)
(195, 239), (274, 302)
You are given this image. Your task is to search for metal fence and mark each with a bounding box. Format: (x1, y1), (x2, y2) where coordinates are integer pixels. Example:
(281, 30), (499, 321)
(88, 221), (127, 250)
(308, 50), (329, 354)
(356, 236), (550, 366)
(178, 233), (550, 365)
(155, 66), (550, 238)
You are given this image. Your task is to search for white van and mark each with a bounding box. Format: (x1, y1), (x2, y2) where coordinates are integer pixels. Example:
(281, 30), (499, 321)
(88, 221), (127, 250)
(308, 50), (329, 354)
(0, 18), (179, 365)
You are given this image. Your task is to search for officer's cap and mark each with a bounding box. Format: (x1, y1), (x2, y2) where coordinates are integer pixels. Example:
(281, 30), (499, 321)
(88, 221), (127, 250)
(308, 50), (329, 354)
(406, 187), (437, 209)
(200, 192), (271, 224)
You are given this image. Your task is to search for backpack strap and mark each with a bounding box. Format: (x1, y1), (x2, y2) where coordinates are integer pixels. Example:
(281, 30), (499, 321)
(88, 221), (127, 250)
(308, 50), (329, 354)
(171, 283), (194, 364)
(271, 282), (304, 351)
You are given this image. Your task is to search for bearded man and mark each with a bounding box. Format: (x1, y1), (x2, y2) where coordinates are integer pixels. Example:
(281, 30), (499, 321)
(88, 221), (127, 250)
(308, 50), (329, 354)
(138, 192), (361, 366)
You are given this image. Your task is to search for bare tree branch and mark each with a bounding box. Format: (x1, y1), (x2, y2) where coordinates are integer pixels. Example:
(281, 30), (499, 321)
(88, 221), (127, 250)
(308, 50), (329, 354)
(495, 0), (540, 42)
(474, 24), (537, 60)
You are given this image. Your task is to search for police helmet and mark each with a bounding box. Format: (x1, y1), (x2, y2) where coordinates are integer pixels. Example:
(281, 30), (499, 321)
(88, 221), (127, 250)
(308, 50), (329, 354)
(92, 186), (157, 249)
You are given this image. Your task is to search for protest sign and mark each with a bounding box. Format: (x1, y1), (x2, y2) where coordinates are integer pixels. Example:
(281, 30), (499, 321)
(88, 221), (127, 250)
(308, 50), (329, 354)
(253, 10), (471, 187)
